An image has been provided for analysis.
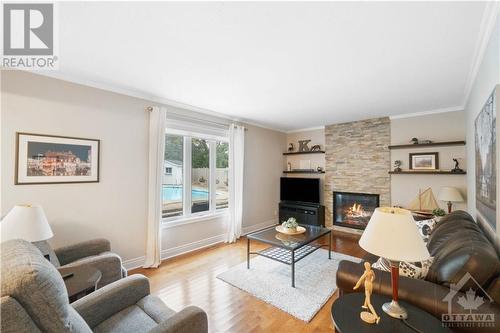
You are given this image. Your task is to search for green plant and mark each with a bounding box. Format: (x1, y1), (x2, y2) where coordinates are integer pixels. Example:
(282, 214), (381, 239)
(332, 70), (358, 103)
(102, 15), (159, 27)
(432, 208), (446, 217)
(282, 217), (298, 229)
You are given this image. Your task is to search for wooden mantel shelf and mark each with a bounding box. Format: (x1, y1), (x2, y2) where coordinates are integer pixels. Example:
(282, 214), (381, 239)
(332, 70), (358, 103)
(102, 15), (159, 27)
(389, 170), (466, 175)
(283, 170), (325, 174)
(283, 151), (325, 155)
(388, 141), (466, 150)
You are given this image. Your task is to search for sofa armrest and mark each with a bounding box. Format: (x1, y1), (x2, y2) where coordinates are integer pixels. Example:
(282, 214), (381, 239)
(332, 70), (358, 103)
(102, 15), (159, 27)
(336, 260), (500, 328)
(72, 274), (150, 328)
(55, 239), (111, 265)
(60, 252), (124, 288)
(148, 306), (208, 333)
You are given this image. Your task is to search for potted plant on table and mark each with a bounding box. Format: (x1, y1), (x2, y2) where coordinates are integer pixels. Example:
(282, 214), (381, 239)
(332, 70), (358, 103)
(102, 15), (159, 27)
(282, 217), (299, 232)
(432, 208), (446, 222)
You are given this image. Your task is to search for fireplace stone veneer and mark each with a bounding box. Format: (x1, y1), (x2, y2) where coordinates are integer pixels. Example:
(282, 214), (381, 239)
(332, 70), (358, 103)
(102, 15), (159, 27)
(324, 117), (391, 227)
(333, 191), (380, 230)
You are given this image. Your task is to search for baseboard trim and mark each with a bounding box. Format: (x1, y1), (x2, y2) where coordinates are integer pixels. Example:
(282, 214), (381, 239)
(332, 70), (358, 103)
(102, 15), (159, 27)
(123, 256), (146, 271)
(242, 219), (278, 235)
(123, 219), (278, 271)
(160, 234), (226, 261)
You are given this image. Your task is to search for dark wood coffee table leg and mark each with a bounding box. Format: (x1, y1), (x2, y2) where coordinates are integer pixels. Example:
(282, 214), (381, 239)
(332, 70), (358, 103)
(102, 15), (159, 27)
(247, 238), (250, 269)
(291, 250), (295, 288)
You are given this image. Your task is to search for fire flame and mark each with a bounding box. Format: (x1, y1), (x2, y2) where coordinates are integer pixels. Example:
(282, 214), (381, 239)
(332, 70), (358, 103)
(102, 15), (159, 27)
(347, 203), (366, 218)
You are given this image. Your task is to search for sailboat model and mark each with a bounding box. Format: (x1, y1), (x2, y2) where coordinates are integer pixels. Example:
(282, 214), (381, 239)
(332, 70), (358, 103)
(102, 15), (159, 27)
(408, 188), (438, 217)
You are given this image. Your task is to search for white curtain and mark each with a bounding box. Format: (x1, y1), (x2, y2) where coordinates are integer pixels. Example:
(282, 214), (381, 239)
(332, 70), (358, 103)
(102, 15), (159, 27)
(143, 106), (167, 268)
(226, 124), (245, 243)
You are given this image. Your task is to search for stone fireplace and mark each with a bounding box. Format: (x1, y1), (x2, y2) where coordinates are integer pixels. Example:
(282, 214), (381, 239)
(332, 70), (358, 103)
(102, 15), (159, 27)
(333, 191), (380, 230)
(325, 117), (391, 227)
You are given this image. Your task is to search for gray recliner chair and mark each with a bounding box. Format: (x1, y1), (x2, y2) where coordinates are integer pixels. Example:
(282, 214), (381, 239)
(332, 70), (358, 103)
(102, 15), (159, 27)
(1, 239), (208, 333)
(35, 238), (127, 288)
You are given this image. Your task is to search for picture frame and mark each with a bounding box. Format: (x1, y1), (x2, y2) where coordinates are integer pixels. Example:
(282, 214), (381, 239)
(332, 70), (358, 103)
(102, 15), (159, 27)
(15, 132), (100, 185)
(409, 152), (439, 170)
(475, 88), (496, 229)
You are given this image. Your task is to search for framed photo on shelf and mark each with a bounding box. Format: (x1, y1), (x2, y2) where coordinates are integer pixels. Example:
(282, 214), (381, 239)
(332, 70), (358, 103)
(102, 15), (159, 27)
(16, 132), (100, 185)
(409, 152), (439, 170)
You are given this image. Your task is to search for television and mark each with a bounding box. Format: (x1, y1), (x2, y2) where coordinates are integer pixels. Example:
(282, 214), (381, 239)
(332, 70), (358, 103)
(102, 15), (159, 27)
(280, 177), (320, 204)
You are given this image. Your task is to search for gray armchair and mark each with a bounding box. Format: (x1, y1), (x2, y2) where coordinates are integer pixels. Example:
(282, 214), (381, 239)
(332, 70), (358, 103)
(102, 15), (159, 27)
(1, 239), (208, 333)
(35, 238), (127, 288)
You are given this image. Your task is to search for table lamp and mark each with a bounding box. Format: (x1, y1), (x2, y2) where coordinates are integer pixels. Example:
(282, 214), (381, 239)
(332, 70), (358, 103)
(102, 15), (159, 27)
(1, 204), (53, 242)
(437, 187), (464, 213)
(359, 207), (430, 319)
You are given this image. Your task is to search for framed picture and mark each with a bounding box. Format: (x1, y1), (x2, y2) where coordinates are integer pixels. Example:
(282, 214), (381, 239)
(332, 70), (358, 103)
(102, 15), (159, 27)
(409, 152), (439, 170)
(475, 89), (496, 229)
(16, 132), (100, 184)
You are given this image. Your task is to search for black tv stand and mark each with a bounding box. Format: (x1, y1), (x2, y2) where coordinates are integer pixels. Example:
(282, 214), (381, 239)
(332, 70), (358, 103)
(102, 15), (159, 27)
(279, 201), (325, 227)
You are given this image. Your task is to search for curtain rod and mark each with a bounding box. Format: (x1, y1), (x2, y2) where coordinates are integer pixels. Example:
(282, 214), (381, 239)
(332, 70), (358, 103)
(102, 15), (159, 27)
(145, 106), (247, 130)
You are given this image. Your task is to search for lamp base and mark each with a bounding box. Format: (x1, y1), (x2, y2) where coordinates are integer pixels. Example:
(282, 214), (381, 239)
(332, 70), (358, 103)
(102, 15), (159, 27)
(382, 300), (408, 319)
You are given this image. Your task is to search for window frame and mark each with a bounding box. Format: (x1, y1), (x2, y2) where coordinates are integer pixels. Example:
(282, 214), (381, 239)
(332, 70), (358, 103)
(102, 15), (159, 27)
(163, 127), (229, 225)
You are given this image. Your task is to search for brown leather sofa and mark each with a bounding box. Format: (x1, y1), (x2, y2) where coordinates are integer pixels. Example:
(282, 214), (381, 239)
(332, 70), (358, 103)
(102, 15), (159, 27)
(336, 210), (500, 333)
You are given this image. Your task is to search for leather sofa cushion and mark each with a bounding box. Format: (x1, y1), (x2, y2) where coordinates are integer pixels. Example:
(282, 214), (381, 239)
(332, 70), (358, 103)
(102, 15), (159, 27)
(425, 211), (500, 291)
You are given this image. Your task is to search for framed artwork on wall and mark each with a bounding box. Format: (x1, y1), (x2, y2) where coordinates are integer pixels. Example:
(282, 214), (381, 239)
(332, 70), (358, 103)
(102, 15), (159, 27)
(475, 89), (496, 230)
(409, 152), (439, 170)
(15, 132), (100, 185)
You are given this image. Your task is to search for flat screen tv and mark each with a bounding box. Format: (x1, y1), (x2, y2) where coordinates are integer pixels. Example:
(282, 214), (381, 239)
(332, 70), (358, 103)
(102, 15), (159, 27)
(280, 177), (320, 204)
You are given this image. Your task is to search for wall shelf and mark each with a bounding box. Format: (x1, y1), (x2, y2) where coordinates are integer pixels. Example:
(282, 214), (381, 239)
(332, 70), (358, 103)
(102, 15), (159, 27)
(283, 151), (325, 155)
(389, 170), (466, 175)
(388, 141), (466, 150)
(283, 170), (325, 174)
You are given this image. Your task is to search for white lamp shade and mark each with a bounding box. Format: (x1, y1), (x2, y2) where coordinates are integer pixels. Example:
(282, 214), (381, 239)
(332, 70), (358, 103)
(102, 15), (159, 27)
(438, 187), (464, 202)
(1, 205), (53, 242)
(359, 207), (430, 262)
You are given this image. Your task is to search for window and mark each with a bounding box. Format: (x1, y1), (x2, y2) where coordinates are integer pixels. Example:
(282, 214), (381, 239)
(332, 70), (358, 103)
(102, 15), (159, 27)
(191, 138), (210, 213)
(163, 135), (184, 218)
(163, 130), (229, 222)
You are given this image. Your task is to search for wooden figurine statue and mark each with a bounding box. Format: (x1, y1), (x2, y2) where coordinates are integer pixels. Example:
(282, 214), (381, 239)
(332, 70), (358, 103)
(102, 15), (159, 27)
(353, 262), (380, 324)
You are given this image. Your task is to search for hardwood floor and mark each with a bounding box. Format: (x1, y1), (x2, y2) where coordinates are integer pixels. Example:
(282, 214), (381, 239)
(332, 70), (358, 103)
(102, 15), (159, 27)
(131, 231), (366, 333)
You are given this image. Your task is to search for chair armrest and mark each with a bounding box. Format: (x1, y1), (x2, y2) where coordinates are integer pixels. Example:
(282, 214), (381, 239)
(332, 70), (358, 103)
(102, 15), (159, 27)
(60, 252), (124, 288)
(72, 274), (150, 328)
(1, 296), (43, 333)
(55, 239), (111, 265)
(148, 306), (208, 333)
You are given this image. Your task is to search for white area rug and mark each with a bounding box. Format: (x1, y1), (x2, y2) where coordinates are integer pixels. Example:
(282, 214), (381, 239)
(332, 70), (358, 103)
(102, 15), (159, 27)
(217, 249), (361, 322)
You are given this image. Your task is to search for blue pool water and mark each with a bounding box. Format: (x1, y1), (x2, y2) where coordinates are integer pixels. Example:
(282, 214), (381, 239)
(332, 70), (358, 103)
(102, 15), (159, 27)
(162, 185), (208, 201)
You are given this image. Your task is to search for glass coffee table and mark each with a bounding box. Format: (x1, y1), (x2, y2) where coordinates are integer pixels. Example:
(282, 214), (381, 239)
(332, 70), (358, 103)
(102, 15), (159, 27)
(246, 224), (332, 288)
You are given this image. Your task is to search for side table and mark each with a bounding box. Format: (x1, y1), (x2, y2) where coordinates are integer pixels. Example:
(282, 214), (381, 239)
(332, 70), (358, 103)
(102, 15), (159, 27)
(58, 266), (102, 303)
(331, 293), (452, 333)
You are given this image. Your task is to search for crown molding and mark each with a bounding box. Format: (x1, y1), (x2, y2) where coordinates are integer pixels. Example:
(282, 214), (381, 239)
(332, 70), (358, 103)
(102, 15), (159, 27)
(389, 106), (464, 120)
(286, 126), (325, 134)
(30, 71), (287, 133)
(462, 1), (500, 106)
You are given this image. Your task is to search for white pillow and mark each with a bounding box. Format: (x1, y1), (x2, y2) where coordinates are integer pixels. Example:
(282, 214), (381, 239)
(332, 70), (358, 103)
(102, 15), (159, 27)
(415, 218), (437, 243)
(372, 257), (434, 280)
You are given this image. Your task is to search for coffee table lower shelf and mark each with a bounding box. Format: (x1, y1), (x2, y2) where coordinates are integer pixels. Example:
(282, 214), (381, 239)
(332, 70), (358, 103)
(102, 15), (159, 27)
(255, 245), (322, 265)
(246, 226), (332, 288)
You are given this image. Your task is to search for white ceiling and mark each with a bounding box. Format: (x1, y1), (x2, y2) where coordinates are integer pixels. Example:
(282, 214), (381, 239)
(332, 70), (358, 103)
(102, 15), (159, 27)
(53, 2), (488, 131)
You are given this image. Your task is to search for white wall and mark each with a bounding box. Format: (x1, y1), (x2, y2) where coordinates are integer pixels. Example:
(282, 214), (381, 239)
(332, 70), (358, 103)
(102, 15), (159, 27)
(464, 12), (500, 242)
(1, 71), (286, 267)
(285, 128), (325, 205)
(390, 111), (467, 211)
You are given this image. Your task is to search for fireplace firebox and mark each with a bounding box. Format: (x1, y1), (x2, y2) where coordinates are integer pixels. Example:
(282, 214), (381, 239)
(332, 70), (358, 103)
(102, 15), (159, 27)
(333, 191), (380, 230)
